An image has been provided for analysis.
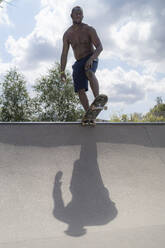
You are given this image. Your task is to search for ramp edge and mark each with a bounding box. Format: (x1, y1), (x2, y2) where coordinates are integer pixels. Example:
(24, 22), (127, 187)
(0, 122), (165, 126)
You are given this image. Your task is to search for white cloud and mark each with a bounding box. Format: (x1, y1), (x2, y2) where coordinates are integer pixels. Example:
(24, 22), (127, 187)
(103, 0), (165, 74)
(6, 36), (28, 58)
(4, 0), (76, 72)
(97, 66), (165, 105)
(111, 21), (151, 50)
(97, 68), (145, 104)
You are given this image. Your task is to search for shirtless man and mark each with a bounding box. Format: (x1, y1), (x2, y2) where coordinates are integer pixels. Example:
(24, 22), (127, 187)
(60, 6), (103, 111)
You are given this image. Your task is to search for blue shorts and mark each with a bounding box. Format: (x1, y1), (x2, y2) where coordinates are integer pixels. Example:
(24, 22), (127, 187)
(72, 54), (98, 93)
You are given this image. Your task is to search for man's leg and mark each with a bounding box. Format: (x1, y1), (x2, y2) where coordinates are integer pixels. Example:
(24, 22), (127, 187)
(78, 89), (89, 111)
(85, 70), (99, 98)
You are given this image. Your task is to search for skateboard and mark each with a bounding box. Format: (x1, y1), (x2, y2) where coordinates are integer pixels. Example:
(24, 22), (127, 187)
(81, 94), (108, 126)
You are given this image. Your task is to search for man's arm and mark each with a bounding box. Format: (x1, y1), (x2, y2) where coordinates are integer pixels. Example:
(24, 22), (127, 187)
(85, 27), (103, 70)
(90, 27), (103, 59)
(60, 32), (70, 81)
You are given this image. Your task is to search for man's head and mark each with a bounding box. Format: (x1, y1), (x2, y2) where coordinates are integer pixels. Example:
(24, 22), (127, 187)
(71, 6), (83, 25)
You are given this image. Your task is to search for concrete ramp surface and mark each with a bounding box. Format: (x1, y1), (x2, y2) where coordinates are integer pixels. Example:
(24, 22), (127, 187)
(0, 123), (165, 248)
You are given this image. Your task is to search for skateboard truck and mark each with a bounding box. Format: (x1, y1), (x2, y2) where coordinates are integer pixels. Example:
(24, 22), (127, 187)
(91, 105), (108, 111)
(81, 119), (96, 127)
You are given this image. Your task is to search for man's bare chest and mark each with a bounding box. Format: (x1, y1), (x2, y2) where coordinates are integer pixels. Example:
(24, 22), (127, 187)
(68, 30), (91, 48)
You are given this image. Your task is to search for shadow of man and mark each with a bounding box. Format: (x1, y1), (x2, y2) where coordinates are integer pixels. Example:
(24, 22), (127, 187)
(53, 140), (118, 237)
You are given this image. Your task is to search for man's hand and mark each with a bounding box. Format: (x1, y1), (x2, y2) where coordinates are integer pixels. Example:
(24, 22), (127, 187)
(61, 71), (67, 82)
(85, 57), (94, 70)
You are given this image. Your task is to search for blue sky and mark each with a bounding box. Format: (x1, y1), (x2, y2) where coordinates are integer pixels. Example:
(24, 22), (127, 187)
(0, 0), (165, 120)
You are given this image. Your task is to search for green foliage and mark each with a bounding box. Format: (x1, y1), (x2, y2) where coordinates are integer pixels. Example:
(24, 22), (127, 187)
(0, 69), (32, 121)
(143, 97), (165, 122)
(109, 114), (121, 122)
(121, 114), (129, 122)
(33, 63), (83, 121)
(129, 113), (143, 122)
(110, 112), (143, 122)
(110, 97), (165, 123)
(0, 65), (83, 122)
(143, 113), (165, 122)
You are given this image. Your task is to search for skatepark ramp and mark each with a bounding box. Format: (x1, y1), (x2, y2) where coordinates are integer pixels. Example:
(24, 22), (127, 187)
(0, 122), (165, 248)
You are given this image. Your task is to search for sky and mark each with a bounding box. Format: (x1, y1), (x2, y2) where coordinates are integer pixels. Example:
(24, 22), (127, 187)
(0, 0), (165, 120)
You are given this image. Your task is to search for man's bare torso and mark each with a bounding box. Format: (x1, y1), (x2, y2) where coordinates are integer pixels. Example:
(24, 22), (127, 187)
(65, 23), (94, 60)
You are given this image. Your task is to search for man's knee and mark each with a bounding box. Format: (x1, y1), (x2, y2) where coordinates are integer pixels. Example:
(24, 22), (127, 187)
(78, 89), (86, 96)
(85, 70), (94, 79)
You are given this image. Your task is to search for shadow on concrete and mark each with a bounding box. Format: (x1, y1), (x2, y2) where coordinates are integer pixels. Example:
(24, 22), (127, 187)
(53, 140), (118, 237)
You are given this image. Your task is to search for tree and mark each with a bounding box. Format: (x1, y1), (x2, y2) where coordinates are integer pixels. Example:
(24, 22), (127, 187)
(143, 97), (165, 122)
(109, 96), (165, 123)
(0, 68), (32, 121)
(121, 114), (129, 122)
(33, 63), (83, 121)
(130, 113), (143, 122)
(109, 113), (142, 122)
(109, 114), (121, 122)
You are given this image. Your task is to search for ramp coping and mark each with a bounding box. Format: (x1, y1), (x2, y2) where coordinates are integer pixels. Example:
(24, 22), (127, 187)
(0, 122), (165, 126)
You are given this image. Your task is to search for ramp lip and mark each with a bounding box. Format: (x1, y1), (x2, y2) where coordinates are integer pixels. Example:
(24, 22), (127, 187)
(0, 122), (165, 126)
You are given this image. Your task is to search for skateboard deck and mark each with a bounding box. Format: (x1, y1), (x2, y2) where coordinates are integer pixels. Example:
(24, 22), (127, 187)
(82, 94), (108, 126)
